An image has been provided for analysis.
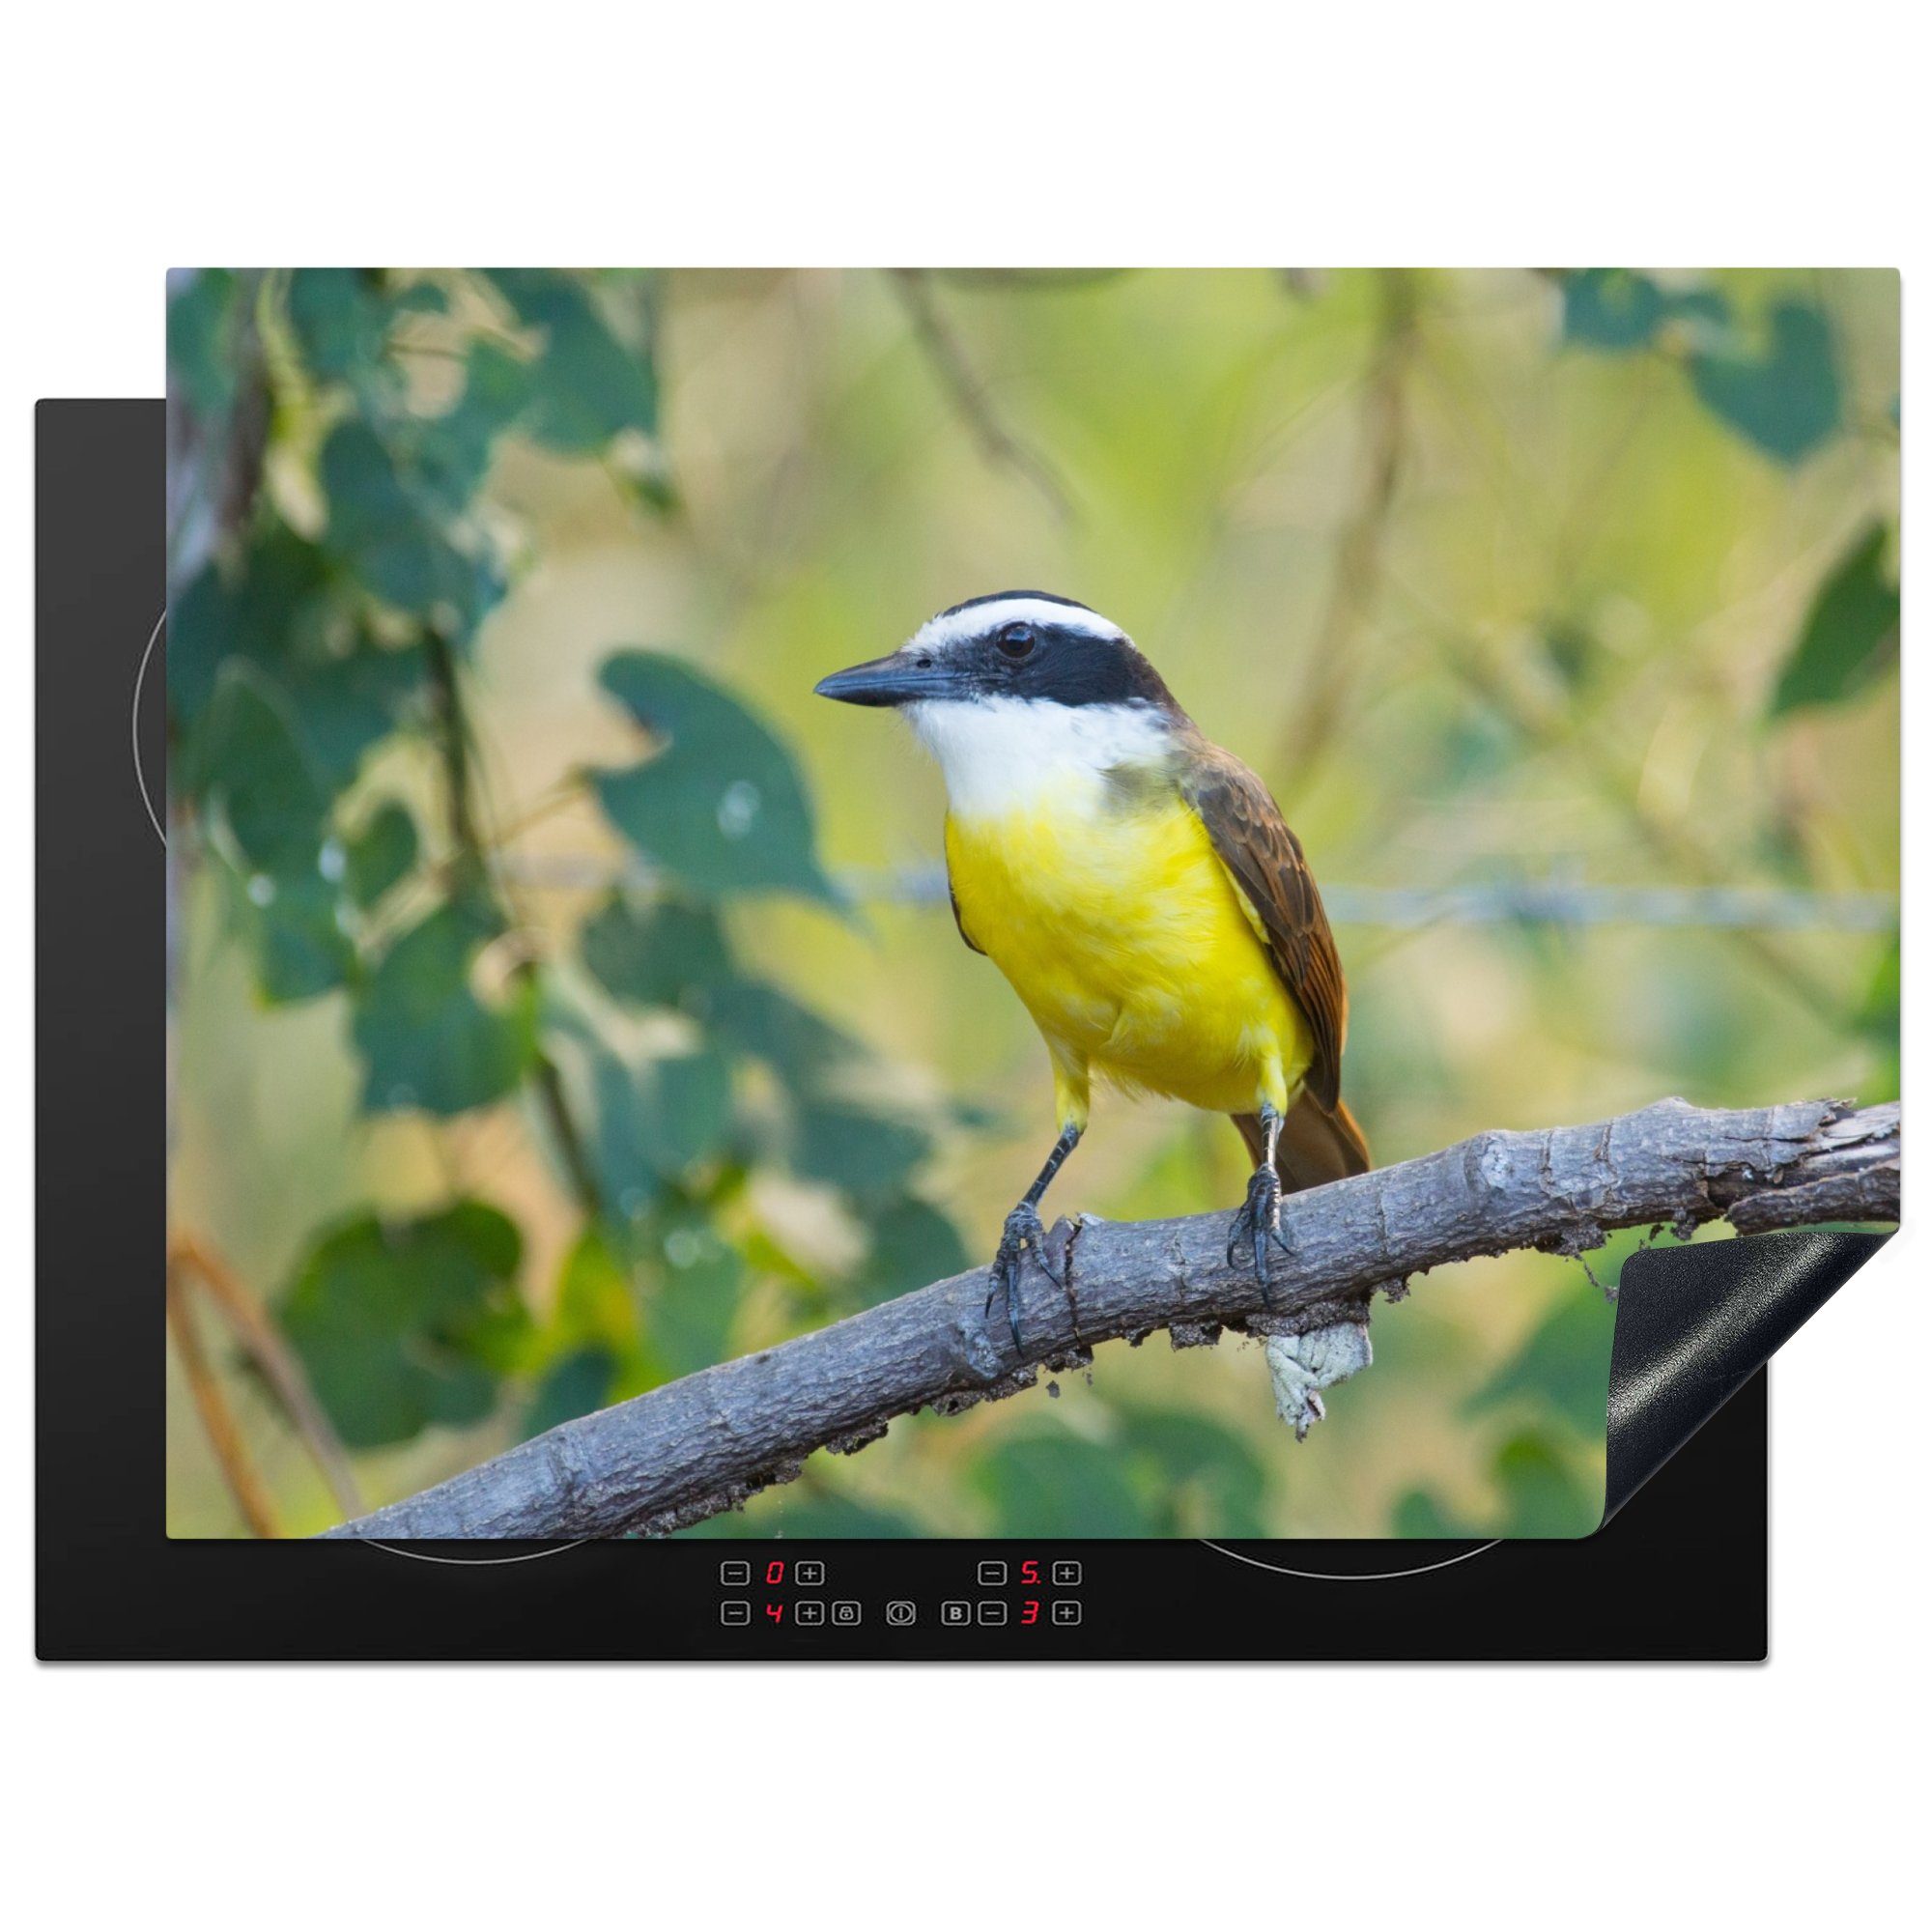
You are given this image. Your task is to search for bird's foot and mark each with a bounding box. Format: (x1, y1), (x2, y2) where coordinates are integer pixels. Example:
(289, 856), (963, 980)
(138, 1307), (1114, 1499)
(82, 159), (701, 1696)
(1227, 1165), (1291, 1307)
(987, 1202), (1061, 1354)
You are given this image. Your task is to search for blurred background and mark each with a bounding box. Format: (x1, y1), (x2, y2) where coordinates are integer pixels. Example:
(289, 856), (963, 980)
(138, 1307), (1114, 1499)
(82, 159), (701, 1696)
(165, 268), (1899, 1541)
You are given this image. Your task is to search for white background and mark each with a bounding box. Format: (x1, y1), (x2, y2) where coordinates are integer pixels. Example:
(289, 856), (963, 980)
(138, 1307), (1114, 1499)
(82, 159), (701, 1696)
(1, 5), (1919, 1923)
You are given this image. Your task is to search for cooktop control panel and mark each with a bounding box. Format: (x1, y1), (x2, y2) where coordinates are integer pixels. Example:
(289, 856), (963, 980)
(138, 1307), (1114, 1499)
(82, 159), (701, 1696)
(715, 1553), (1086, 1635)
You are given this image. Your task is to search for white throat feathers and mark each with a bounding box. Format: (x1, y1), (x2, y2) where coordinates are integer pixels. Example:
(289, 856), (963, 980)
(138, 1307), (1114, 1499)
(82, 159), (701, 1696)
(906, 696), (1177, 820)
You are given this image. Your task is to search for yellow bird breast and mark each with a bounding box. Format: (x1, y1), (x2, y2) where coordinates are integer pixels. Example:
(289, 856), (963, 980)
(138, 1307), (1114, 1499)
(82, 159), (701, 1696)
(945, 779), (1312, 1124)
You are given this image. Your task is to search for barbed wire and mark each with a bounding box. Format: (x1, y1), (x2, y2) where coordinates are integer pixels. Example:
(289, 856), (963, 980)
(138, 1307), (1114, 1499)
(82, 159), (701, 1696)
(495, 853), (1897, 934)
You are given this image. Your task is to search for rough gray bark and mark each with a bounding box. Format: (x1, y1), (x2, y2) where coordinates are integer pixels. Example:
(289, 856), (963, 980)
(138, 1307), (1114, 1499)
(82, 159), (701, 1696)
(324, 1096), (1899, 1542)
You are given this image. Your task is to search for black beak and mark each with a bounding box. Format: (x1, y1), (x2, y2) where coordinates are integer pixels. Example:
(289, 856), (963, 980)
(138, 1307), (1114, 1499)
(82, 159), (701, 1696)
(812, 652), (967, 708)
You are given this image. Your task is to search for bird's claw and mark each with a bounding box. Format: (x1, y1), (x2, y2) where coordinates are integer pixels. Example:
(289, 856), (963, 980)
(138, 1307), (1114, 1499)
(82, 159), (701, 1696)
(1227, 1166), (1291, 1307)
(987, 1202), (1057, 1353)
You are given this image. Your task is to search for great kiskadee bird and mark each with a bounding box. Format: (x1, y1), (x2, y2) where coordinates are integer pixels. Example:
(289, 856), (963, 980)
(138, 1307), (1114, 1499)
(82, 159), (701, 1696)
(815, 592), (1370, 1351)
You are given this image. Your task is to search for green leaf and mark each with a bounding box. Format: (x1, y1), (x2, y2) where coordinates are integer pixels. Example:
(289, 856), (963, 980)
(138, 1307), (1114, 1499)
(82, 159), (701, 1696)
(655, 1050), (734, 1173)
(591, 650), (838, 902)
(587, 1043), (735, 1215)
(172, 530), (419, 799)
(1561, 276), (1840, 461)
(1562, 269), (1669, 351)
(710, 980), (856, 1086)
(1392, 1489), (1477, 1539)
(847, 1195), (970, 1308)
(1120, 1407), (1268, 1538)
(552, 1227), (642, 1353)
(580, 893), (733, 1010)
(189, 670), (358, 1001)
(392, 279), (448, 317)
(460, 338), (535, 431)
(318, 418), (503, 637)
(1770, 523), (1899, 715)
(641, 1203), (741, 1378)
(525, 1346), (617, 1437)
(286, 638), (425, 787)
(282, 1201), (527, 1449)
(1465, 1285), (1616, 1439)
(169, 526), (336, 742)
(286, 270), (389, 384)
(1561, 270), (1728, 355)
(351, 900), (537, 1115)
(1860, 935), (1900, 1042)
(344, 800), (419, 908)
(1492, 1429), (1600, 1538)
(200, 668), (332, 877)
(1542, 618), (1595, 690)
(319, 419), (427, 570)
(1857, 936), (1901, 1100)
(167, 270), (243, 417)
(168, 564), (246, 747)
(175, 549), (423, 811)
(244, 872), (356, 1004)
(375, 338), (535, 522)
(974, 1431), (1153, 1537)
(584, 1048), (667, 1225)
(486, 269), (659, 453)
(785, 1099), (929, 1205)
(1688, 299), (1841, 463)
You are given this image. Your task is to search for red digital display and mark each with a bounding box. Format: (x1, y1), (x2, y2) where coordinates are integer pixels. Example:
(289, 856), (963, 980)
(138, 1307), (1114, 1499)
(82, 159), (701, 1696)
(721, 1553), (1080, 1633)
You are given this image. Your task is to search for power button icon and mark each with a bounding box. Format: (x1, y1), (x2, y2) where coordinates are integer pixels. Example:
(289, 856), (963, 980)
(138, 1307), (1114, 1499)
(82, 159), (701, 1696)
(885, 1600), (917, 1627)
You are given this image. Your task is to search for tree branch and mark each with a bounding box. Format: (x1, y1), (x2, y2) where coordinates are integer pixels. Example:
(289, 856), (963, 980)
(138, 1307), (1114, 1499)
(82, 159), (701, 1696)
(322, 1096), (1898, 1541)
(169, 1234), (365, 1522)
(1273, 266), (1420, 785)
(888, 268), (1076, 524)
(167, 1253), (280, 1539)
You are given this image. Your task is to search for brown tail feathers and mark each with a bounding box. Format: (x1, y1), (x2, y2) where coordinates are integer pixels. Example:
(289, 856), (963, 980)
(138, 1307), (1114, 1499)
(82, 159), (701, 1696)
(1232, 1094), (1371, 1194)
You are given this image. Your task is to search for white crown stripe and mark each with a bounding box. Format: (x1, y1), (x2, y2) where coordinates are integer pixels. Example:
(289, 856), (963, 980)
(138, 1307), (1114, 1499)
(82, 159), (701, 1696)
(911, 597), (1131, 656)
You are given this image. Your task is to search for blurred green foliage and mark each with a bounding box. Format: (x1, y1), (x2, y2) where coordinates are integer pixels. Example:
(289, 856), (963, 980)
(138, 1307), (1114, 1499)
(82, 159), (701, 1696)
(1563, 266), (1845, 462)
(169, 269), (963, 1489)
(281, 1201), (526, 1449)
(592, 651), (838, 903)
(1771, 523), (1899, 715)
(166, 268), (1898, 1541)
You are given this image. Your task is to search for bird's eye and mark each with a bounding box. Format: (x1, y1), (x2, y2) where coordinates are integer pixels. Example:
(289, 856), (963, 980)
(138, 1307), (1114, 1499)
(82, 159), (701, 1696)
(996, 622), (1037, 660)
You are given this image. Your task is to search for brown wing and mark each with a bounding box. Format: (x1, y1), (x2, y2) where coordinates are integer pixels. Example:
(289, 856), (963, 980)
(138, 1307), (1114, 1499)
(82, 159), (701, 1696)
(1183, 743), (1349, 1115)
(1234, 1094), (1370, 1188)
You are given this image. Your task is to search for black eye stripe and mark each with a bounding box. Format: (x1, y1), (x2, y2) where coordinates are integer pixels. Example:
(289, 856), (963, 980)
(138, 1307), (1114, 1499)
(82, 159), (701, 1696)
(970, 619), (1177, 710)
